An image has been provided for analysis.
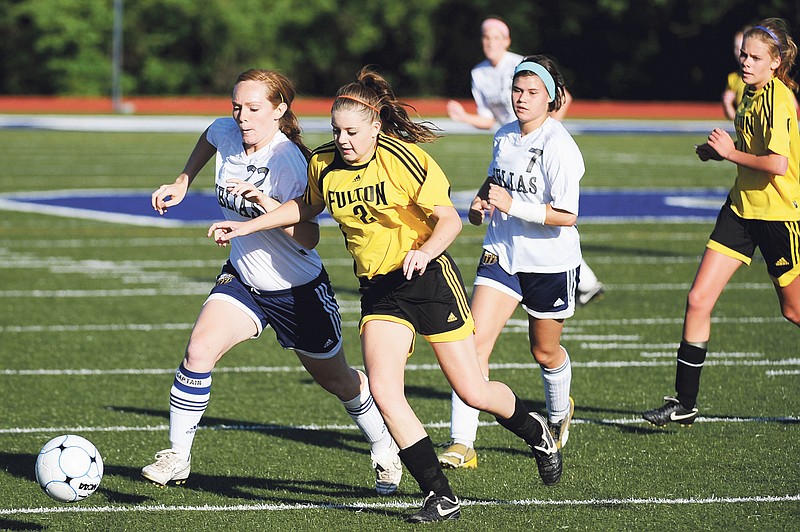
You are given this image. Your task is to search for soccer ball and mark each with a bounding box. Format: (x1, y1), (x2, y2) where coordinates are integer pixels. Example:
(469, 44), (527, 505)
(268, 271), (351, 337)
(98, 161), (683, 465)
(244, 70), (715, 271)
(35, 435), (104, 503)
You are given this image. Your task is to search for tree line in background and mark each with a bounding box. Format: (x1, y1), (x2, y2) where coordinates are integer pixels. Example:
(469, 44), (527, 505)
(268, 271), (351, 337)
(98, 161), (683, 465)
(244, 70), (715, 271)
(1, 0), (798, 102)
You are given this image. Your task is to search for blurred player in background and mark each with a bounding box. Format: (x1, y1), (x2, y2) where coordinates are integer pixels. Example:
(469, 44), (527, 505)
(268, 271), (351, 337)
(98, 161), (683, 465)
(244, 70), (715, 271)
(440, 55), (579, 471)
(143, 69), (402, 496)
(722, 26), (749, 121)
(644, 18), (800, 427)
(208, 66), (563, 523)
(446, 17), (604, 306)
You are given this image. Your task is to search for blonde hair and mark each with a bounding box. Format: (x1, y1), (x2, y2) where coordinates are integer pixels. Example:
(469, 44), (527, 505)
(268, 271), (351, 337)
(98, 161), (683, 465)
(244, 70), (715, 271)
(234, 69), (312, 159)
(332, 66), (441, 144)
(745, 18), (798, 92)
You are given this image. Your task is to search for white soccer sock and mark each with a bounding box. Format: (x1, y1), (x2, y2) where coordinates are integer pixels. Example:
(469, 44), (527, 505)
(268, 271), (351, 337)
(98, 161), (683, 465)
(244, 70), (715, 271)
(578, 259), (599, 293)
(342, 371), (394, 459)
(168, 363), (211, 459)
(449, 389), (480, 448)
(541, 347), (572, 423)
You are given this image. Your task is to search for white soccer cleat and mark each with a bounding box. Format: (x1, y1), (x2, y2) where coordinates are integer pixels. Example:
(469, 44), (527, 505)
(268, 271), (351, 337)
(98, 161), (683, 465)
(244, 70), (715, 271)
(142, 449), (191, 486)
(372, 440), (402, 495)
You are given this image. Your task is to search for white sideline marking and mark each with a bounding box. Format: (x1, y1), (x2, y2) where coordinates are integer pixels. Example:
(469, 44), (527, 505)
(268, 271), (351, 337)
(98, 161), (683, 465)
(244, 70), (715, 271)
(3, 358), (800, 377)
(2, 414), (797, 436)
(1, 494), (798, 516)
(641, 351), (762, 358)
(0, 314), (787, 333)
(766, 370), (800, 376)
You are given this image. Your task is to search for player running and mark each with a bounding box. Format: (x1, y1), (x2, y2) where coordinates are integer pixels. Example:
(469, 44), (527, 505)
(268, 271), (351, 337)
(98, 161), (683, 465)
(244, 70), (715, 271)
(441, 55), (580, 471)
(644, 18), (800, 427)
(143, 69), (402, 495)
(208, 66), (562, 523)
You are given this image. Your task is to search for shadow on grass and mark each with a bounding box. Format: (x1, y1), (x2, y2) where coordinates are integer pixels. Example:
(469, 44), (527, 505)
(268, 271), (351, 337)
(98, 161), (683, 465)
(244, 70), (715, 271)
(0, 518), (45, 531)
(0, 451), (407, 521)
(107, 405), (368, 455)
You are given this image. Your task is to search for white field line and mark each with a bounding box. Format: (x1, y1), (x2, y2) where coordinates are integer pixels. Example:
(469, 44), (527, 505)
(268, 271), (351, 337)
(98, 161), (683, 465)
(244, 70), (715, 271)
(1, 493), (798, 517)
(0, 282), (779, 298)
(0, 254), (708, 268)
(2, 414), (798, 437)
(3, 358), (800, 377)
(0, 315), (787, 334)
(641, 351), (762, 358)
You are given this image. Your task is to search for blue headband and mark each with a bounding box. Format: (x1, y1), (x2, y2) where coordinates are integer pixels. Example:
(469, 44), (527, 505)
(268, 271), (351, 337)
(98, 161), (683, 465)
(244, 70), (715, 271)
(513, 61), (556, 102)
(753, 25), (782, 54)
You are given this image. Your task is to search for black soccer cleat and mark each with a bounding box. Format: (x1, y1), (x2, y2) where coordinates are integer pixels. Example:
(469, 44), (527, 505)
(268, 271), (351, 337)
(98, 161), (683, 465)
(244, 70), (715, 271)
(406, 491), (461, 523)
(642, 396), (699, 427)
(528, 412), (563, 486)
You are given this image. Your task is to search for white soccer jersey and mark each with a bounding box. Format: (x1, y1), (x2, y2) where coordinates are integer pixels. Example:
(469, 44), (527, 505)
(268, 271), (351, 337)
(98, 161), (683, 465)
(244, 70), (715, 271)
(483, 118), (584, 274)
(471, 51), (523, 127)
(206, 117), (322, 291)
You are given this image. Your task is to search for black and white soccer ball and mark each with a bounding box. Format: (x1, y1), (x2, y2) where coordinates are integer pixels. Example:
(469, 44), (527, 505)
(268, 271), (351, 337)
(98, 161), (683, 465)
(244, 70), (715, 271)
(35, 434), (104, 503)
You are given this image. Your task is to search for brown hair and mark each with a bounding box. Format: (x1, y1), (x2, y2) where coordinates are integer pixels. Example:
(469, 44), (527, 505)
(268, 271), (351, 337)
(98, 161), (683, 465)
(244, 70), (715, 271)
(234, 69), (312, 159)
(745, 18), (798, 92)
(331, 66), (441, 144)
(515, 55), (568, 114)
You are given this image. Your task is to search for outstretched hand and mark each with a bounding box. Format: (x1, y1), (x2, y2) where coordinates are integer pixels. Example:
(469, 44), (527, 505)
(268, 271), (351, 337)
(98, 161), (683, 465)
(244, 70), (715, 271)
(151, 181), (188, 215)
(207, 220), (250, 247)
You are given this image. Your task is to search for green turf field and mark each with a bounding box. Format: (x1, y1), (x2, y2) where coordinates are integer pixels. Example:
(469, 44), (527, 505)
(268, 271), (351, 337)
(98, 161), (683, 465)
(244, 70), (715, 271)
(0, 128), (797, 530)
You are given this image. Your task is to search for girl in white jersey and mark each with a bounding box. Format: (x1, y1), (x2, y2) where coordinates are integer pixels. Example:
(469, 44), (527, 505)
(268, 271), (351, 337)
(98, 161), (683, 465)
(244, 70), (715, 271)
(142, 69), (402, 496)
(445, 17), (602, 315)
(440, 55), (582, 470)
(446, 18), (571, 128)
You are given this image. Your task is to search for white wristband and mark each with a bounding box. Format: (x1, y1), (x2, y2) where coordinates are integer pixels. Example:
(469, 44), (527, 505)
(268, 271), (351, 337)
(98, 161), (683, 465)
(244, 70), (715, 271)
(508, 200), (547, 224)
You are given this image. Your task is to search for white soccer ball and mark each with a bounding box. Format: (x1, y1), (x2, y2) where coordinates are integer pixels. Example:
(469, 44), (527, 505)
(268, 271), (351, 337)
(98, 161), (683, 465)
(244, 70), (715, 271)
(35, 434), (104, 503)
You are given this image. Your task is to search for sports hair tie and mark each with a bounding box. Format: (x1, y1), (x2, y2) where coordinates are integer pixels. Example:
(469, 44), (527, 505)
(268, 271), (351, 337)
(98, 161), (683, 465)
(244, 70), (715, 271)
(754, 25), (782, 54)
(513, 61), (556, 102)
(336, 95), (380, 113)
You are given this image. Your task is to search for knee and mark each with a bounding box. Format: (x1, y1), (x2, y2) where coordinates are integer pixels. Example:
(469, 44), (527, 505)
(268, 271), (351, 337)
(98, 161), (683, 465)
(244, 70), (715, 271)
(780, 304), (800, 327)
(367, 377), (403, 411)
(531, 345), (564, 367)
(316, 368), (359, 400)
(183, 337), (218, 370)
(685, 288), (708, 313)
(454, 385), (491, 412)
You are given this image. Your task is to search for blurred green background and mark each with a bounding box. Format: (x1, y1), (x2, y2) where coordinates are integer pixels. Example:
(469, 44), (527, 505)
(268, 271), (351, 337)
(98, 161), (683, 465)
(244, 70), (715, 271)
(1, 0), (798, 101)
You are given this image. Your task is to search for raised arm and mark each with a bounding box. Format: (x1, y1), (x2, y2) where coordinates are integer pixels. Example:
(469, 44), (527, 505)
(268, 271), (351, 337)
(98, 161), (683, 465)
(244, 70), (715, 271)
(152, 129), (216, 215)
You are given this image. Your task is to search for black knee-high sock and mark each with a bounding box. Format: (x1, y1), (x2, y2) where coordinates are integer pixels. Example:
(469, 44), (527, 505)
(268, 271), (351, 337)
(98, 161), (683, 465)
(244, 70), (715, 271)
(397, 436), (454, 499)
(675, 341), (707, 409)
(495, 395), (544, 447)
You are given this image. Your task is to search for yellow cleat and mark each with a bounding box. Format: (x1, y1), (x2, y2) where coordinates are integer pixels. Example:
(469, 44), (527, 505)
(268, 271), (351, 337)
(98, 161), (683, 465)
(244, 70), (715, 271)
(438, 443), (478, 469)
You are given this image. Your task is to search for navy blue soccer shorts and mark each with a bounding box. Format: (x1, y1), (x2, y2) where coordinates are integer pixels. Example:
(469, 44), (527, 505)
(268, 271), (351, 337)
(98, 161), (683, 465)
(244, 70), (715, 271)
(474, 250), (579, 320)
(206, 261), (343, 359)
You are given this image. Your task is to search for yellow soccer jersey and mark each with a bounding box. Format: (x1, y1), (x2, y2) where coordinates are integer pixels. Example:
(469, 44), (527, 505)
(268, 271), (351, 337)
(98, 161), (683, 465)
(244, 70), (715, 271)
(726, 71), (747, 111)
(732, 77), (800, 221)
(304, 134), (454, 278)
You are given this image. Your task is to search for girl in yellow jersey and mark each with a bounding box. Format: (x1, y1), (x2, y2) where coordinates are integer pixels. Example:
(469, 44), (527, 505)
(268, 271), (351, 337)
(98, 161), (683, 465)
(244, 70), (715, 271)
(208, 66), (562, 523)
(644, 18), (800, 427)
